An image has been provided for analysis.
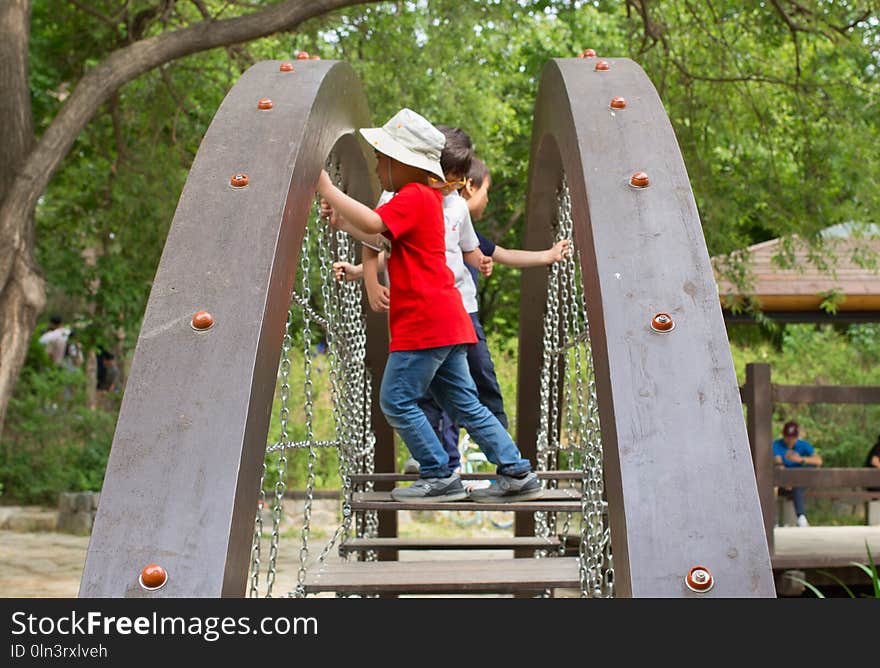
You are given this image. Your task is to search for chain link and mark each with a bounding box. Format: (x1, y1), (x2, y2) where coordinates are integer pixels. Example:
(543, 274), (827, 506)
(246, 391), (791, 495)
(534, 178), (614, 597)
(249, 154), (375, 598)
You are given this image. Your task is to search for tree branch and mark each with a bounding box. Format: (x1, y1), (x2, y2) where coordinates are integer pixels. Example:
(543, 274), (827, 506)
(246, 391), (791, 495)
(0, 0), (380, 289)
(67, 0), (119, 30)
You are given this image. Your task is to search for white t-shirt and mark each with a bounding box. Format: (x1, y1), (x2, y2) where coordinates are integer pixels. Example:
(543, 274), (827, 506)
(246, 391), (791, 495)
(442, 191), (479, 314)
(38, 327), (70, 365)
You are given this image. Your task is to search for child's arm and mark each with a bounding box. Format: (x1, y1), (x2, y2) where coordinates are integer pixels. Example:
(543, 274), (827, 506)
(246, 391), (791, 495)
(332, 261), (363, 282)
(317, 170), (386, 235)
(491, 239), (571, 268)
(462, 248), (493, 277)
(323, 199), (388, 248)
(362, 247), (390, 312)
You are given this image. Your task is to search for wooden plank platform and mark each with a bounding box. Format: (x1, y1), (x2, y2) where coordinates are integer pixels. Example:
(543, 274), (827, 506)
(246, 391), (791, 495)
(350, 471), (585, 483)
(339, 537), (563, 554)
(350, 489), (583, 513)
(303, 557), (580, 594)
(771, 526), (880, 570)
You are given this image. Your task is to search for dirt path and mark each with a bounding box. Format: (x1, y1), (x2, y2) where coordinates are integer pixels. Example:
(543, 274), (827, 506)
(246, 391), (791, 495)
(0, 502), (520, 598)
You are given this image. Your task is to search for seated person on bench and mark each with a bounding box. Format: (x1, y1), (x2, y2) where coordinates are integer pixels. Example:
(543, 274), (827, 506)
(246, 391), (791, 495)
(866, 434), (880, 493)
(773, 421), (823, 527)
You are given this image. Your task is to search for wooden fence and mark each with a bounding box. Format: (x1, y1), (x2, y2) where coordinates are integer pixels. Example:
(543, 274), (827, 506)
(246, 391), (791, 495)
(740, 362), (880, 555)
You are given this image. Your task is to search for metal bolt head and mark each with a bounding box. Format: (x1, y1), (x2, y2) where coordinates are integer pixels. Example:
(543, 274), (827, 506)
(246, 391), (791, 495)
(651, 313), (674, 332)
(610, 96), (627, 109)
(630, 171), (649, 188)
(230, 173), (249, 188)
(139, 564), (168, 591)
(191, 311), (214, 331)
(279, 62), (294, 72)
(296, 51), (310, 60)
(583, 48), (597, 58)
(257, 97), (273, 110)
(685, 565), (714, 592)
(595, 60), (610, 71)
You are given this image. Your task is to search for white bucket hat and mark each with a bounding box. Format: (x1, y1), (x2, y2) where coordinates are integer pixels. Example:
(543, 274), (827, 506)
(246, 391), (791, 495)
(360, 108), (446, 182)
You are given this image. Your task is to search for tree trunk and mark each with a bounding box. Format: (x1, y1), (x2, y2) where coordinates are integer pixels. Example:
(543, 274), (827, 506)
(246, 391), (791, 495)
(0, 0), (43, 435)
(0, 0), (376, 437)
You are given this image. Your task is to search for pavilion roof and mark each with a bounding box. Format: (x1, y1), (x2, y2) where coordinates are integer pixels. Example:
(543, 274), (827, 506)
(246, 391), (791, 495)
(712, 223), (880, 313)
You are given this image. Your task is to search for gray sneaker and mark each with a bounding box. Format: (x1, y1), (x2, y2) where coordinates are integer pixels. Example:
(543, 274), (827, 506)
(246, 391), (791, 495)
(391, 473), (468, 503)
(470, 471), (543, 503)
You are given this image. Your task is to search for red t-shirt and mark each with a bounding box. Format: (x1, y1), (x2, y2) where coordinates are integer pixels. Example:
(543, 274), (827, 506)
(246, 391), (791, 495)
(377, 183), (476, 352)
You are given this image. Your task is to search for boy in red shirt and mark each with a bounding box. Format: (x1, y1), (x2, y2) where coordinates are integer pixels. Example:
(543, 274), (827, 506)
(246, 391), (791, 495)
(317, 108), (540, 502)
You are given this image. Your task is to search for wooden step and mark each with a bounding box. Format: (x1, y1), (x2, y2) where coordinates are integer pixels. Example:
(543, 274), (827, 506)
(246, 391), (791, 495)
(303, 557), (580, 594)
(351, 489), (583, 512)
(350, 470), (585, 483)
(339, 536), (563, 554)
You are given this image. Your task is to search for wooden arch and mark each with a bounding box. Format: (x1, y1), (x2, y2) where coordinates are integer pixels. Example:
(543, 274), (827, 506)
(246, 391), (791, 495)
(516, 58), (775, 597)
(80, 60), (379, 597)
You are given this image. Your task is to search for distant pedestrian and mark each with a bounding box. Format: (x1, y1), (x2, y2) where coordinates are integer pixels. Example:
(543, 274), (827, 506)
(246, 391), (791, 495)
(96, 351), (120, 392)
(38, 315), (70, 367)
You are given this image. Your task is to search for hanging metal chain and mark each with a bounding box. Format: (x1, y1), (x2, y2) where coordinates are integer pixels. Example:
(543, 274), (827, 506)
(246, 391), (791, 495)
(247, 461), (268, 597)
(292, 205), (319, 598)
(248, 155), (377, 597)
(533, 177), (614, 597)
(264, 307), (294, 597)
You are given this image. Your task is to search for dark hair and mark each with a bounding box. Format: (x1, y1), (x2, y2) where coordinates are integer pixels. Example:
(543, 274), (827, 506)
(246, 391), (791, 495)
(436, 125), (473, 179)
(467, 156), (490, 188)
(50, 314), (63, 326)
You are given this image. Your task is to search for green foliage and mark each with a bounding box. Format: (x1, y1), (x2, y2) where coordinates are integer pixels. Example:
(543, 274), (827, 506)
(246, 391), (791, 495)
(788, 542), (880, 598)
(27, 1), (880, 352)
(0, 336), (119, 505)
(16, 1), (880, 509)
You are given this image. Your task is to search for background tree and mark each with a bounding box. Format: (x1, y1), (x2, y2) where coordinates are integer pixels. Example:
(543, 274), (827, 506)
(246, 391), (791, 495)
(0, 0), (379, 436)
(2, 0), (878, 443)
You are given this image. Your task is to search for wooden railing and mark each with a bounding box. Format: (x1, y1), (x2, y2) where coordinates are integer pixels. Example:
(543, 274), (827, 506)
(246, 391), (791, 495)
(740, 362), (880, 555)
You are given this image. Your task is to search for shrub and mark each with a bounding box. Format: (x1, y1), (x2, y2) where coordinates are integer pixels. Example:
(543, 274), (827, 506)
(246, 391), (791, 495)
(0, 336), (118, 505)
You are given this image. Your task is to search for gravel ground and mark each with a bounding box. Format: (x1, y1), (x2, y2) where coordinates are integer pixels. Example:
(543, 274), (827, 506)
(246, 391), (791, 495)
(0, 501), (529, 598)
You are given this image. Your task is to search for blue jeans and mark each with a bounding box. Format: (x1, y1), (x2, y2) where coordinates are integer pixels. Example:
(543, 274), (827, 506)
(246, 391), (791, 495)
(464, 313), (508, 428)
(417, 396), (460, 469)
(419, 313), (509, 462)
(381, 344), (532, 479)
(780, 487), (807, 516)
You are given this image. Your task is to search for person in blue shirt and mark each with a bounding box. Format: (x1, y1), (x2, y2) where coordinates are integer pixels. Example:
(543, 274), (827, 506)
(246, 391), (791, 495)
(773, 421), (823, 527)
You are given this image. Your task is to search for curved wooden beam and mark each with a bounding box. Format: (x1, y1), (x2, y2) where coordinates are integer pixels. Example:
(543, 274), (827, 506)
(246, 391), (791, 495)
(517, 58), (775, 597)
(80, 60), (378, 597)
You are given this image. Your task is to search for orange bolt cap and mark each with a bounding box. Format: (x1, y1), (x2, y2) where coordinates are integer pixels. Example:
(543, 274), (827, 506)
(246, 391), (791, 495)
(191, 311), (214, 331)
(685, 566), (714, 592)
(583, 48), (597, 58)
(230, 173), (249, 188)
(310, 55), (321, 60)
(257, 97), (273, 110)
(279, 62), (294, 72)
(140, 564), (168, 590)
(296, 51), (310, 60)
(630, 171), (649, 188)
(651, 313), (674, 332)
(595, 60), (610, 71)
(610, 96), (627, 109)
